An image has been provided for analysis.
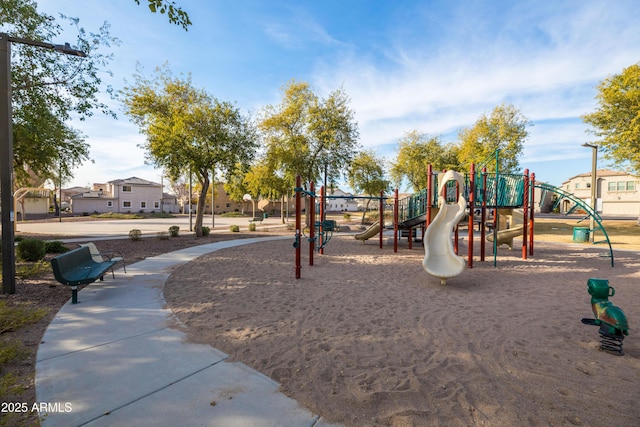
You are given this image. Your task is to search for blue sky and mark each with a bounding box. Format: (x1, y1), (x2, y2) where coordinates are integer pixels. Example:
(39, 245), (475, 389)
(35, 0), (640, 191)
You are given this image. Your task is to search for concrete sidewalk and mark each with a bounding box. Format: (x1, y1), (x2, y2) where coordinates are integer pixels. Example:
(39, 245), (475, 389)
(36, 236), (340, 427)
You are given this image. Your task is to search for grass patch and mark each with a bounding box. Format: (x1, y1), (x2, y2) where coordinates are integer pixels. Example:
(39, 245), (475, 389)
(15, 261), (51, 280)
(91, 212), (144, 219)
(534, 218), (640, 250)
(220, 212), (247, 217)
(0, 301), (48, 334)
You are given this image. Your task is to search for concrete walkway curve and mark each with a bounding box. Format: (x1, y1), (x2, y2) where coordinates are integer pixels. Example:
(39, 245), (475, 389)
(36, 236), (340, 427)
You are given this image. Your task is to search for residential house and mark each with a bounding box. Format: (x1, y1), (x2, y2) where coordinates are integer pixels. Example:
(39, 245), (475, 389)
(560, 169), (639, 217)
(70, 177), (180, 214)
(324, 188), (359, 212)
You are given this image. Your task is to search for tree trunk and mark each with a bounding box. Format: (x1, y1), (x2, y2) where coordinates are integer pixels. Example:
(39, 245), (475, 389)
(194, 175), (209, 237)
(361, 199), (371, 224)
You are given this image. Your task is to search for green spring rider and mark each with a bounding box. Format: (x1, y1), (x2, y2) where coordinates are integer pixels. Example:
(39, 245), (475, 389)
(581, 278), (629, 355)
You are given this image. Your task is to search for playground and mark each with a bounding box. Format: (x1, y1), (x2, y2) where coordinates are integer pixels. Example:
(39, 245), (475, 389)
(165, 232), (640, 426)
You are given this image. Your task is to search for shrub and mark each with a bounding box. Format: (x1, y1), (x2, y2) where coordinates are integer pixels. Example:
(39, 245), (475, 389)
(343, 213), (351, 220)
(169, 226), (180, 237)
(229, 225), (240, 232)
(201, 226), (210, 236)
(44, 240), (69, 254)
(248, 222), (256, 232)
(16, 238), (46, 262)
(129, 229), (142, 241)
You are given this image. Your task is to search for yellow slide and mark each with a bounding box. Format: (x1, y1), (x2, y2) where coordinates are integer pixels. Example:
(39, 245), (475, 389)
(354, 221), (381, 242)
(486, 225), (524, 250)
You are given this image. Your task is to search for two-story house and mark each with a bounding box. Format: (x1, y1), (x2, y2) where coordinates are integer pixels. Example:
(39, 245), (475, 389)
(561, 169), (639, 217)
(70, 177), (180, 214)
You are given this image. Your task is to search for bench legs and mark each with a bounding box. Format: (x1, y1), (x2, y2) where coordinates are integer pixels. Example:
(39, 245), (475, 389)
(71, 286), (78, 304)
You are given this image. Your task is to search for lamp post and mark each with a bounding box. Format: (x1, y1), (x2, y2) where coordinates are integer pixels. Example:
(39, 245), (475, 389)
(582, 142), (598, 243)
(1, 33), (86, 294)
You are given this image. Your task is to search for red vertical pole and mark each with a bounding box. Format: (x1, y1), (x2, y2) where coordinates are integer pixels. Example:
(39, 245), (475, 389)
(309, 182), (315, 265)
(393, 188), (399, 252)
(529, 173), (535, 256)
(319, 185), (324, 255)
(480, 167), (487, 262)
(453, 180), (459, 255)
(522, 169), (529, 260)
(468, 163), (475, 268)
(379, 191), (384, 249)
(295, 175), (301, 279)
(426, 164), (433, 229)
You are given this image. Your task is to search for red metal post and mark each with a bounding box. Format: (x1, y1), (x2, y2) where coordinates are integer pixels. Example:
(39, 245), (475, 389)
(319, 185), (324, 255)
(468, 163), (475, 268)
(379, 191), (384, 248)
(394, 188), (399, 252)
(481, 167), (487, 262)
(309, 182), (315, 265)
(426, 164), (433, 229)
(295, 175), (301, 279)
(453, 180), (459, 255)
(529, 173), (535, 256)
(522, 169), (529, 260)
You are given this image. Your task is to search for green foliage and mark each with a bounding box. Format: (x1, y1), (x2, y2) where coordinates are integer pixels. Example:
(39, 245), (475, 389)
(582, 62), (640, 175)
(248, 222), (257, 231)
(0, 301), (48, 335)
(390, 131), (460, 192)
(258, 79), (360, 191)
(457, 104), (530, 173)
(92, 212), (144, 219)
(201, 226), (210, 236)
(348, 150), (390, 195)
(129, 229), (142, 241)
(0, 0), (118, 187)
(44, 240), (69, 254)
(229, 225), (240, 232)
(15, 260), (50, 279)
(168, 225), (180, 237)
(220, 212), (246, 217)
(343, 213), (351, 220)
(16, 238), (45, 262)
(121, 65), (258, 237)
(133, 0), (192, 30)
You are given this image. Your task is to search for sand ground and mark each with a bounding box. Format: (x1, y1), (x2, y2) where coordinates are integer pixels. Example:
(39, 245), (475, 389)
(164, 233), (640, 427)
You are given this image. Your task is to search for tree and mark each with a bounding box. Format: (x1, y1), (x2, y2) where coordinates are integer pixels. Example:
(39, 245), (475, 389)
(457, 104), (531, 173)
(582, 63), (640, 175)
(134, 0), (192, 31)
(347, 150), (390, 223)
(121, 66), (258, 236)
(389, 130), (460, 192)
(1, 0), (117, 187)
(259, 80), (360, 189)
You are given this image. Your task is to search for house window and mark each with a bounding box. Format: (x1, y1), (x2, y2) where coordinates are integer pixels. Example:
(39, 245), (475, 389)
(122, 201), (132, 209)
(140, 201), (147, 209)
(107, 201), (113, 208)
(627, 181), (636, 191)
(575, 183), (580, 189)
(122, 185), (132, 192)
(586, 183), (591, 188)
(617, 182), (626, 191)
(608, 182), (617, 191)
(154, 201), (160, 209)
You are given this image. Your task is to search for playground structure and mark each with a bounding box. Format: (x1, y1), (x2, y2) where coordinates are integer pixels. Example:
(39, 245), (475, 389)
(293, 150), (616, 279)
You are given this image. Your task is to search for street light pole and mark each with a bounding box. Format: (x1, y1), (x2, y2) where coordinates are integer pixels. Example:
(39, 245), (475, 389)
(582, 142), (598, 243)
(1, 33), (86, 294)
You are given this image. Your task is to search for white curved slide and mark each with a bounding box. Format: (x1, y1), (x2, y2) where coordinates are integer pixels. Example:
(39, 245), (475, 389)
(354, 221), (381, 242)
(422, 170), (466, 285)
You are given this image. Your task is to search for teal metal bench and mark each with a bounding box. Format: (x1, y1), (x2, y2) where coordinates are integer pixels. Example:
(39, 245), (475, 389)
(50, 246), (117, 304)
